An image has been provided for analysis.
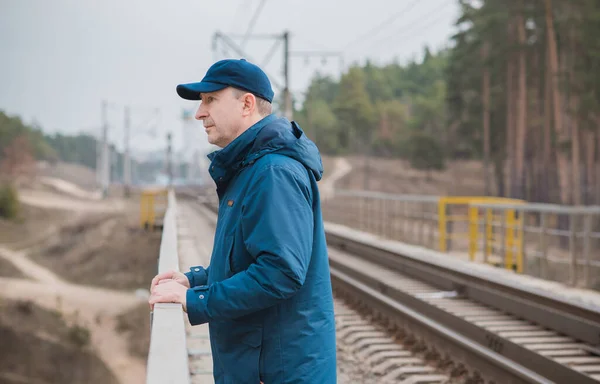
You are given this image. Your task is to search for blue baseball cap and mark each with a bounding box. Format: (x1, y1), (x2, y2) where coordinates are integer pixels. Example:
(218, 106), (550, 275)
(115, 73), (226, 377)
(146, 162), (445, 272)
(176, 58), (274, 103)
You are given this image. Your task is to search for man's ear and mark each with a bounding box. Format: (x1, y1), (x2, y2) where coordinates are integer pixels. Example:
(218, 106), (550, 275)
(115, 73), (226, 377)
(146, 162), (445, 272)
(242, 93), (257, 116)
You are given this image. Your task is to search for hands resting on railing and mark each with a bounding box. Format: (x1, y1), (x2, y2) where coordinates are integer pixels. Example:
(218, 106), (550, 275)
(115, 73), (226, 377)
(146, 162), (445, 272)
(148, 270), (190, 312)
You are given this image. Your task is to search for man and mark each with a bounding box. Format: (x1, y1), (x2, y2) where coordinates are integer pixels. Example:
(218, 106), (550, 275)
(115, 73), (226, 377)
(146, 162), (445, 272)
(149, 58), (337, 383)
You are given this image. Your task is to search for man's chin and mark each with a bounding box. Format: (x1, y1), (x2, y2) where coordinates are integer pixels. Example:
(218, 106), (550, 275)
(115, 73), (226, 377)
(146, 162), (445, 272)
(207, 137), (224, 148)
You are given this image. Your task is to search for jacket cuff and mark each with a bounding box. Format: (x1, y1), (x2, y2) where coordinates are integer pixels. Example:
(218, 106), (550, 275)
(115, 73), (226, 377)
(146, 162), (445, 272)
(184, 271), (194, 287)
(186, 286), (210, 326)
(185, 266), (208, 288)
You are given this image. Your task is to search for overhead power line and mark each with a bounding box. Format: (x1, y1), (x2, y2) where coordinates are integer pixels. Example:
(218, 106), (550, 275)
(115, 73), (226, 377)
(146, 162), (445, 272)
(241, 0), (267, 49)
(341, 0), (421, 50)
(362, 1), (454, 55)
(260, 39), (282, 68)
(228, 0), (251, 32)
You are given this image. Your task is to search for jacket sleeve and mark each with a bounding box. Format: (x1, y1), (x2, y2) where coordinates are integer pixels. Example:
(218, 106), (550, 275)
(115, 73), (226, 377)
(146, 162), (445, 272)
(184, 266), (209, 288)
(186, 165), (313, 325)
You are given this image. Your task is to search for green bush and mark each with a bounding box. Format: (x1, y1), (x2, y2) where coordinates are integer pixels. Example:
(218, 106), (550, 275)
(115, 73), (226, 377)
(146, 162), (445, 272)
(406, 133), (445, 173)
(68, 324), (91, 348)
(0, 183), (19, 219)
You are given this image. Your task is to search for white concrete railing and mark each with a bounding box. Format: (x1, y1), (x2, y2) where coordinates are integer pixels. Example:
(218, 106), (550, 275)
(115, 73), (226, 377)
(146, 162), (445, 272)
(146, 190), (190, 384)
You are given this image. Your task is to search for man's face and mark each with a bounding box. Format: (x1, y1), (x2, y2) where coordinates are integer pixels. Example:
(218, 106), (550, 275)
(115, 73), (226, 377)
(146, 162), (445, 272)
(195, 87), (244, 148)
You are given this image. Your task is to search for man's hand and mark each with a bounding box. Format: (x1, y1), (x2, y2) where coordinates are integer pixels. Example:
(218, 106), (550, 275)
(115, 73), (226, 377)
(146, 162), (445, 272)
(150, 270), (190, 292)
(149, 280), (189, 311)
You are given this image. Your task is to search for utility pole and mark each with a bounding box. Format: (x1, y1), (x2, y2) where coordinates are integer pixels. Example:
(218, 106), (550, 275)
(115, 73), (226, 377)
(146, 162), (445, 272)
(166, 132), (173, 187)
(96, 126), (101, 188)
(123, 106), (131, 198)
(111, 145), (118, 183)
(283, 31), (293, 121)
(482, 42), (491, 196)
(130, 159), (136, 186)
(101, 100), (109, 198)
(212, 31), (343, 122)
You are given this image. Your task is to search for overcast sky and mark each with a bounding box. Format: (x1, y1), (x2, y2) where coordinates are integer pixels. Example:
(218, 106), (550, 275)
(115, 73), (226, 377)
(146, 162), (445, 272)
(0, 0), (459, 155)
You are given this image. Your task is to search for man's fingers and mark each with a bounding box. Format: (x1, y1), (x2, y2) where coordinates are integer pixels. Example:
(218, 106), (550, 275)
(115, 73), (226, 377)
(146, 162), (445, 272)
(156, 277), (188, 288)
(150, 271), (176, 290)
(148, 292), (166, 305)
(154, 271), (175, 282)
(148, 282), (186, 308)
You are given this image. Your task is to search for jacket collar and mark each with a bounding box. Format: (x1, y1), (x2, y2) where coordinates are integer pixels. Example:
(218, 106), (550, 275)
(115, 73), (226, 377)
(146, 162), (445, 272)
(207, 114), (278, 191)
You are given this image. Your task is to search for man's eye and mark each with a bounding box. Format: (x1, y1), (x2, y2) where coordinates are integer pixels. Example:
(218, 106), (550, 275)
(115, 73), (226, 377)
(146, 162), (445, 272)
(207, 97), (214, 103)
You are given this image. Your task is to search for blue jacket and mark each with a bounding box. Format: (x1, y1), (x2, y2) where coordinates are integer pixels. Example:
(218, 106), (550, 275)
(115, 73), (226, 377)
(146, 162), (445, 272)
(184, 114), (337, 384)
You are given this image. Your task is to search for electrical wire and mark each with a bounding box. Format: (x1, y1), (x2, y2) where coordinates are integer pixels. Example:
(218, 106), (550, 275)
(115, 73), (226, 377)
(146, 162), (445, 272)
(353, 1), (454, 56)
(241, 0), (267, 49)
(341, 0), (421, 50)
(228, 0), (251, 33)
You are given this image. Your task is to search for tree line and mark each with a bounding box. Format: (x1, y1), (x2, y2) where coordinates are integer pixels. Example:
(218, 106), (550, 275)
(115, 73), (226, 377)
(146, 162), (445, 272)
(0, 110), (169, 189)
(448, 0), (600, 205)
(296, 0), (600, 205)
(0, 110), (98, 172)
(294, 47), (447, 174)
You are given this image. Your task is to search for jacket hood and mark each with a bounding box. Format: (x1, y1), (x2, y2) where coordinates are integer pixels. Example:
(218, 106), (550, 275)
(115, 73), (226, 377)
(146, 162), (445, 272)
(207, 114), (323, 188)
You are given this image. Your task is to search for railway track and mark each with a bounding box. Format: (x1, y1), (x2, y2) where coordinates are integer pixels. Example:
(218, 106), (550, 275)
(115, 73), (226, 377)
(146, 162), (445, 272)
(327, 224), (600, 383)
(182, 191), (600, 383)
(334, 299), (454, 383)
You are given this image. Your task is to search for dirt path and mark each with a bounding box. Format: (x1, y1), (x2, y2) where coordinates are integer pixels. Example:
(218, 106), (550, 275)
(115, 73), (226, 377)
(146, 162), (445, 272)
(0, 192), (147, 384)
(39, 176), (102, 200)
(0, 246), (64, 284)
(0, 277), (147, 383)
(0, 256), (147, 383)
(18, 189), (125, 212)
(321, 157), (352, 201)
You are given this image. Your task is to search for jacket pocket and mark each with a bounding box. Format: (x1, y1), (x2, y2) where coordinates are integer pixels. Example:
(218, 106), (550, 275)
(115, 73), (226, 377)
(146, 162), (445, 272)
(228, 234), (256, 275)
(225, 234), (238, 275)
(214, 320), (263, 383)
(224, 234), (235, 275)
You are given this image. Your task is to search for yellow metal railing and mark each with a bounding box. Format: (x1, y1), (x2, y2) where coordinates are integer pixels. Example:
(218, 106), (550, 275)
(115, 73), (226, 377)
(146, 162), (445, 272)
(438, 196), (525, 272)
(468, 204), (525, 272)
(324, 189), (600, 285)
(140, 188), (168, 229)
(325, 191), (527, 273)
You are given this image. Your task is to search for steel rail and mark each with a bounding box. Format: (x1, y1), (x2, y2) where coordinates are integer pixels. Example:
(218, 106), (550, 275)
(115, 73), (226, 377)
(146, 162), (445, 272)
(325, 224), (600, 341)
(330, 266), (551, 384)
(326, 224), (600, 383)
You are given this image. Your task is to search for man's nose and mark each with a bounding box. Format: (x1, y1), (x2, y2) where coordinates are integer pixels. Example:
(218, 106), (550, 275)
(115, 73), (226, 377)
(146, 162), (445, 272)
(195, 103), (208, 120)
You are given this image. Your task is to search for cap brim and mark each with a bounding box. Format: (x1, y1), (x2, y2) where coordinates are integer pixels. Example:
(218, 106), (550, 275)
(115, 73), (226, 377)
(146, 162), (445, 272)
(176, 81), (227, 100)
